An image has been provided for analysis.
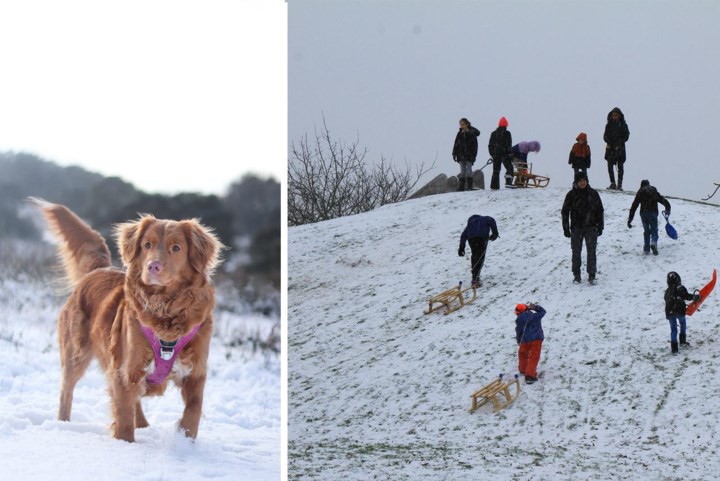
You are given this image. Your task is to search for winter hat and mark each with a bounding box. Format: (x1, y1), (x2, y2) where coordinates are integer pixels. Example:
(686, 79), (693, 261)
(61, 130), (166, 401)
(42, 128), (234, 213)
(498, 117), (508, 127)
(640, 179), (650, 187)
(574, 171), (588, 183)
(515, 303), (528, 315)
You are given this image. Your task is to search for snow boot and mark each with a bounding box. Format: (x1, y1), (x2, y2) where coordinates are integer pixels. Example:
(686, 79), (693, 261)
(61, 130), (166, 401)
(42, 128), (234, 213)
(588, 274), (596, 285)
(573, 275), (581, 284)
(671, 342), (679, 354)
(458, 178), (466, 191)
(608, 183), (616, 190)
(525, 376), (538, 384)
(651, 244), (658, 256)
(680, 333), (688, 345)
(467, 177), (473, 190)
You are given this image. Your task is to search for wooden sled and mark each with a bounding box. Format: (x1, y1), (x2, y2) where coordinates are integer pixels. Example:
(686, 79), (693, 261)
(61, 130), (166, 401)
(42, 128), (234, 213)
(424, 282), (477, 315)
(469, 374), (521, 413)
(512, 161), (550, 188)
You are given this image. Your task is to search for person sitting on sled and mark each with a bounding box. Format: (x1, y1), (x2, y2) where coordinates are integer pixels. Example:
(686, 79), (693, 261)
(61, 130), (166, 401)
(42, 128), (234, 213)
(458, 214), (499, 288)
(664, 271), (700, 354)
(627, 179), (671, 256)
(515, 303), (546, 384)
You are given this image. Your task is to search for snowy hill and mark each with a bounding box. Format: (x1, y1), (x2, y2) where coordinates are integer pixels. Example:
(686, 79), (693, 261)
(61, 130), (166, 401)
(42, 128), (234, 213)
(0, 244), (280, 481)
(288, 186), (720, 480)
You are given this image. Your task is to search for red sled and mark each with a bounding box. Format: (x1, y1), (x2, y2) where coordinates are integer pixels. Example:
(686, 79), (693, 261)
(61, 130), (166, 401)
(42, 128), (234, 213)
(686, 269), (717, 316)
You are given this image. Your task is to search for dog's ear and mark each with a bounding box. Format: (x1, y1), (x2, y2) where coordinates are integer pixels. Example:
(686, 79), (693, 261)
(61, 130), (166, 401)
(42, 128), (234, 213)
(182, 219), (224, 276)
(114, 215), (156, 266)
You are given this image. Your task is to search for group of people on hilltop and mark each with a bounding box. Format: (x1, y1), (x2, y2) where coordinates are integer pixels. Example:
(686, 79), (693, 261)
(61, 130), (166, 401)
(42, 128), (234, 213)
(452, 117), (541, 191)
(453, 107), (630, 192)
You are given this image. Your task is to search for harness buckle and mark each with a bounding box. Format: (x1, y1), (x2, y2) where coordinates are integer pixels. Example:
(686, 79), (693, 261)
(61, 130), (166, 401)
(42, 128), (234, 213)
(159, 339), (178, 361)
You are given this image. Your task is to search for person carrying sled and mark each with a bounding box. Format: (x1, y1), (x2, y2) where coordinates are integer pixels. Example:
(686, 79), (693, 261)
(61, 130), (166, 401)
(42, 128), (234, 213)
(452, 118), (481, 191)
(665, 271), (701, 354)
(603, 107), (630, 190)
(627, 179), (671, 255)
(561, 172), (604, 284)
(515, 303), (546, 384)
(568, 132), (591, 183)
(458, 214), (499, 288)
(488, 117), (513, 190)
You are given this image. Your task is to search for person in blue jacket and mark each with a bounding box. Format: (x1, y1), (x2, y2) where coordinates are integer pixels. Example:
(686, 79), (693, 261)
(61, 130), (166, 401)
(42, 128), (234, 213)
(458, 214), (499, 288)
(515, 303), (546, 384)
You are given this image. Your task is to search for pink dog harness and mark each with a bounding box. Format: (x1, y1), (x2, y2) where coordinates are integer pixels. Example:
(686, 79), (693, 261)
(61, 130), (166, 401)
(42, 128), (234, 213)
(140, 322), (202, 384)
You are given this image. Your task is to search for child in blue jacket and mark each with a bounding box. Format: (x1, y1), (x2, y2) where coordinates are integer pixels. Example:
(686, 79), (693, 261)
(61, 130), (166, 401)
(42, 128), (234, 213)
(515, 303), (546, 384)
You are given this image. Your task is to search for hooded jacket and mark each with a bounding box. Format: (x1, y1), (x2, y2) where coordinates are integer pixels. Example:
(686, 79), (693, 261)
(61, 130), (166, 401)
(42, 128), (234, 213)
(561, 183), (604, 232)
(512, 141), (541, 162)
(452, 126), (480, 163)
(459, 215), (499, 249)
(568, 133), (591, 169)
(664, 284), (694, 317)
(603, 107), (630, 162)
(628, 185), (671, 221)
(515, 305), (546, 344)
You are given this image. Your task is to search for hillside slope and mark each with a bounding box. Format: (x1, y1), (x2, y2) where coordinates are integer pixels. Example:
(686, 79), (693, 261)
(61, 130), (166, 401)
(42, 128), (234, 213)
(289, 186), (720, 480)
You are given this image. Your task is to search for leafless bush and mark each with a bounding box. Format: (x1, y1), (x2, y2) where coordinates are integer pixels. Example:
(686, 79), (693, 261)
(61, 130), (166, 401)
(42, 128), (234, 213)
(288, 119), (433, 226)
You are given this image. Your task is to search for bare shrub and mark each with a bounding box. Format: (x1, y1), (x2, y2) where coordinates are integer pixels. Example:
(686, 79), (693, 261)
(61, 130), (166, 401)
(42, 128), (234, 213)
(288, 118), (433, 226)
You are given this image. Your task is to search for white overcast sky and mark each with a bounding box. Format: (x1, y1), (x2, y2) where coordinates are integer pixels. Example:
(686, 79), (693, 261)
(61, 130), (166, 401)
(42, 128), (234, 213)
(0, 0), (286, 195)
(290, 0), (720, 203)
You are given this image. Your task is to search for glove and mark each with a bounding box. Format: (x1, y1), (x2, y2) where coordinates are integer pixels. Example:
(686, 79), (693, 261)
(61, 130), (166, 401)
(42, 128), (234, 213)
(489, 233), (498, 241)
(458, 248), (465, 257)
(564, 229), (571, 238)
(597, 228), (603, 237)
(627, 221), (632, 229)
(453, 155), (458, 162)
(693, 293), (701, 303)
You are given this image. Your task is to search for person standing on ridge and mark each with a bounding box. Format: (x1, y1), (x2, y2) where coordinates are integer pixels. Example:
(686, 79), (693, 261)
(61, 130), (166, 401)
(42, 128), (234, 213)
(568, 132), (591, 183)
(561, 172), (604, 284)
(452, 118), (481, 191)
(603, 107), (630, 190)
(488, 117), (513, 190)
(627, 179), (671, 255)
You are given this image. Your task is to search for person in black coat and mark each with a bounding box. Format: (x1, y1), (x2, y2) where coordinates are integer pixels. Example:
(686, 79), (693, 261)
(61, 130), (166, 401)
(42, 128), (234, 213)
(627, 179), (671, 255)
(664, 271), (700, 354)
(561, 171), (604, 284)
(488, 117), (513, 190)
(458, 214), (499, 287)
(452, 118), (481, 191)
(603, 107), (630, 190)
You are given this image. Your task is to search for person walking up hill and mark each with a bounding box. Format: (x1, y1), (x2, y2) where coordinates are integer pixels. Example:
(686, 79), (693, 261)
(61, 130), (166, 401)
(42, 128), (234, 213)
(627, 179), (671, 255)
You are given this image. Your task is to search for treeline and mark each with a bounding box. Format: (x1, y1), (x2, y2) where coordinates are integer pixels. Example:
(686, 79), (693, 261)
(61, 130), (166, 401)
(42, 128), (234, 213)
(0, 152), (280, 288)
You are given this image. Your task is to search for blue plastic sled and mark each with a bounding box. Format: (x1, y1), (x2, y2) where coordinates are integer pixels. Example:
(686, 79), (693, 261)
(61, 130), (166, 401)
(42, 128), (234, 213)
(663, 211), (678, 240)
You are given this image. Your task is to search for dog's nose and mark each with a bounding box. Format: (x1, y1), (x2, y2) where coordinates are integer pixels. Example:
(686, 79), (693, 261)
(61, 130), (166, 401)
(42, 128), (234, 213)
(147, 261), (163, 274)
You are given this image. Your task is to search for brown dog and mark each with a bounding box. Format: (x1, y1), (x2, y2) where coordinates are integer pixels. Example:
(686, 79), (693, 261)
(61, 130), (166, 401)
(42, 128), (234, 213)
(32, 198), (223, 442)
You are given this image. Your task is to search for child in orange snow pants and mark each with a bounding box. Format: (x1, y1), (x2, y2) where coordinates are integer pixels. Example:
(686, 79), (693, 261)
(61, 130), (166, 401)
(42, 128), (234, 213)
(515, 303), (546, 384)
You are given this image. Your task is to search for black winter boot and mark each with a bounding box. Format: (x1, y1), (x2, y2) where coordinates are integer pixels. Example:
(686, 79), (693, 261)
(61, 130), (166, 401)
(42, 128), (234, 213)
(467, 177), (473, 190)
(671, 342), (679, 354)
(680, 333), (688, 345)
(458, 178), (466, 191)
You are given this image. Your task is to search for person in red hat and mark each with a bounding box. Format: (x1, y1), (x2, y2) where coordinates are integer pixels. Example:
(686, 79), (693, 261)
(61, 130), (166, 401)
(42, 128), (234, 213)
(488, 117), (514, 189)
(514, 302), (546, 384)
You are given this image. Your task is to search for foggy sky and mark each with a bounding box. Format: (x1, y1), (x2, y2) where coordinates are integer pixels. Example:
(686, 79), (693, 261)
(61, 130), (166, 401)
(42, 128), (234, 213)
(289, 0), (720, 204)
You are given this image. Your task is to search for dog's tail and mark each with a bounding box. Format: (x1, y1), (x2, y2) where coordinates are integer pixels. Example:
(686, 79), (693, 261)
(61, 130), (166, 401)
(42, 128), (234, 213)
(29, 197), (112, 287)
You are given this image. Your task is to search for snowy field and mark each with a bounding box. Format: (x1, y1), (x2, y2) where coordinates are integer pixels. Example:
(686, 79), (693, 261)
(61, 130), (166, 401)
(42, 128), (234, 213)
(288, 185), (720, 480)
(0, 244), (280, 481)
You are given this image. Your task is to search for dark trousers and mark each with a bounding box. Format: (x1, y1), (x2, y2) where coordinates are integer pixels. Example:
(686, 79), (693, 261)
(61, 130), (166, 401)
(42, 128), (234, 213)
(468, 237), (489, 282)
(571, 226), (598, 277)
(607, 160), (624, 185)
(490, 156), (514, 189)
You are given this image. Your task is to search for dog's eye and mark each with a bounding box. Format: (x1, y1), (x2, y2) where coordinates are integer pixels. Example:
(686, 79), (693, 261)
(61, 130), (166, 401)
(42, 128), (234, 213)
(143, 241), (152, 249)
(171, 244), (181, 253)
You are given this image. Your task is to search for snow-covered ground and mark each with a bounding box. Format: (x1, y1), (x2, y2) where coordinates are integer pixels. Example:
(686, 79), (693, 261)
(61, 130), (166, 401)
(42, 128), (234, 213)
(288, 185), (720, 480)
(0, 247), (280, 481)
